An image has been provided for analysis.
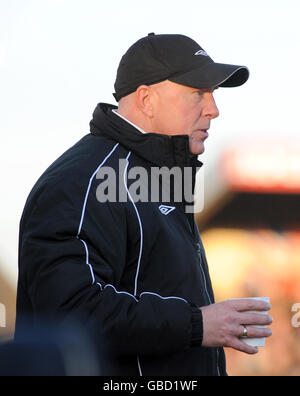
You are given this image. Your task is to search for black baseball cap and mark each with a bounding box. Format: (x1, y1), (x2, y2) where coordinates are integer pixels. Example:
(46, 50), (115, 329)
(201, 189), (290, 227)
(113, 33), (249, 101)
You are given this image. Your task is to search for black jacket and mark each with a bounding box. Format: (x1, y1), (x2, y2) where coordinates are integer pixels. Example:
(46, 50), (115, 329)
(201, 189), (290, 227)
(15, 103), (226, 376)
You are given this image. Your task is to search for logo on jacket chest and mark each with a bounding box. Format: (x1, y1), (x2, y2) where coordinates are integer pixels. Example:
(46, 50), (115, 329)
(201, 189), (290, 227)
(158, 205), (176, 215)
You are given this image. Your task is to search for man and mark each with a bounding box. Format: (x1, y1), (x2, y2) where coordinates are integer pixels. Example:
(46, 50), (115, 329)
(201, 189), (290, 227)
(15, 33), (272, 376)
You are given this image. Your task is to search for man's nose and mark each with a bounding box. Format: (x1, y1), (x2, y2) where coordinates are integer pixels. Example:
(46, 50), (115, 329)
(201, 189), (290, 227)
(203, 94), (219, 120)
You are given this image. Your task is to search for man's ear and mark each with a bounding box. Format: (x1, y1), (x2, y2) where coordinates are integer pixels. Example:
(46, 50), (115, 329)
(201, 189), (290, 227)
(135, 85), (153, 118)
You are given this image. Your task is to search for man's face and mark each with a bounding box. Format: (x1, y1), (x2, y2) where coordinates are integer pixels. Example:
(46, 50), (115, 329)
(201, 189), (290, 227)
(149, 80), (219, 155)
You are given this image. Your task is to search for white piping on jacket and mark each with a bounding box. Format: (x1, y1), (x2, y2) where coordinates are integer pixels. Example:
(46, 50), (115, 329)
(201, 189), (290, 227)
(140, 291), (187, 303)
(123, 151), (144, 376)
(100, 283), (188, 304)
(76, 142), (119, 285)
(78, 238), (95, 285)
(102, 283), (139, 302)
(124, 152), (144, 297)
(77, 142), (120, 236)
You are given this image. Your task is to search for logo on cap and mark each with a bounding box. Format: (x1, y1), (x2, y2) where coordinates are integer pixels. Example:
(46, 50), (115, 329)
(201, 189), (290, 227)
(194, 50), (209, 57)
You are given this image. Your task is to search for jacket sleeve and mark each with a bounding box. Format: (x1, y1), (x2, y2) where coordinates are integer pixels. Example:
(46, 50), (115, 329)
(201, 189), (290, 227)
(18, 178), (202, 356)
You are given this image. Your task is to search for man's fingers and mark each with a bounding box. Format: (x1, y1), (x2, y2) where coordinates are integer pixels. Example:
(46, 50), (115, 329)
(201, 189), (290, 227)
(237, 325), (272, 338)
(230, 338), (258, 355)
(239, 312), (273, 326)
(229, 298), (271, 312)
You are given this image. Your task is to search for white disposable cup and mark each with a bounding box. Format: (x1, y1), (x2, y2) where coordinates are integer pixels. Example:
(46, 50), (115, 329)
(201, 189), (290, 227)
(230, 297), (271, 347)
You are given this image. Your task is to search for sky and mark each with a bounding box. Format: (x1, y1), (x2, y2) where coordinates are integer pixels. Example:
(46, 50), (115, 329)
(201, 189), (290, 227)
(0, 0), (299, 287)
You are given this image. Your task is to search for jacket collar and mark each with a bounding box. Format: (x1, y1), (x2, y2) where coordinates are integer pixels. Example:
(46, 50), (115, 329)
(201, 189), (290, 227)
(90, 103), (203, 170)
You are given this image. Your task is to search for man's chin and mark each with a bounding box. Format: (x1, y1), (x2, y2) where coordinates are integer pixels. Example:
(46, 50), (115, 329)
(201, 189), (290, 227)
(189, 142), (205, 155)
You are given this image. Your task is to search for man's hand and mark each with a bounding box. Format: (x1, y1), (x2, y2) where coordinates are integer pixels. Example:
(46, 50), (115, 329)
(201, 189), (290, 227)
(200, 299), (272, 354)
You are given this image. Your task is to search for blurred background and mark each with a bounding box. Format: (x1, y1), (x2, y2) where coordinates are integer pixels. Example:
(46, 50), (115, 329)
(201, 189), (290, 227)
(0, 0), (299, 375)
